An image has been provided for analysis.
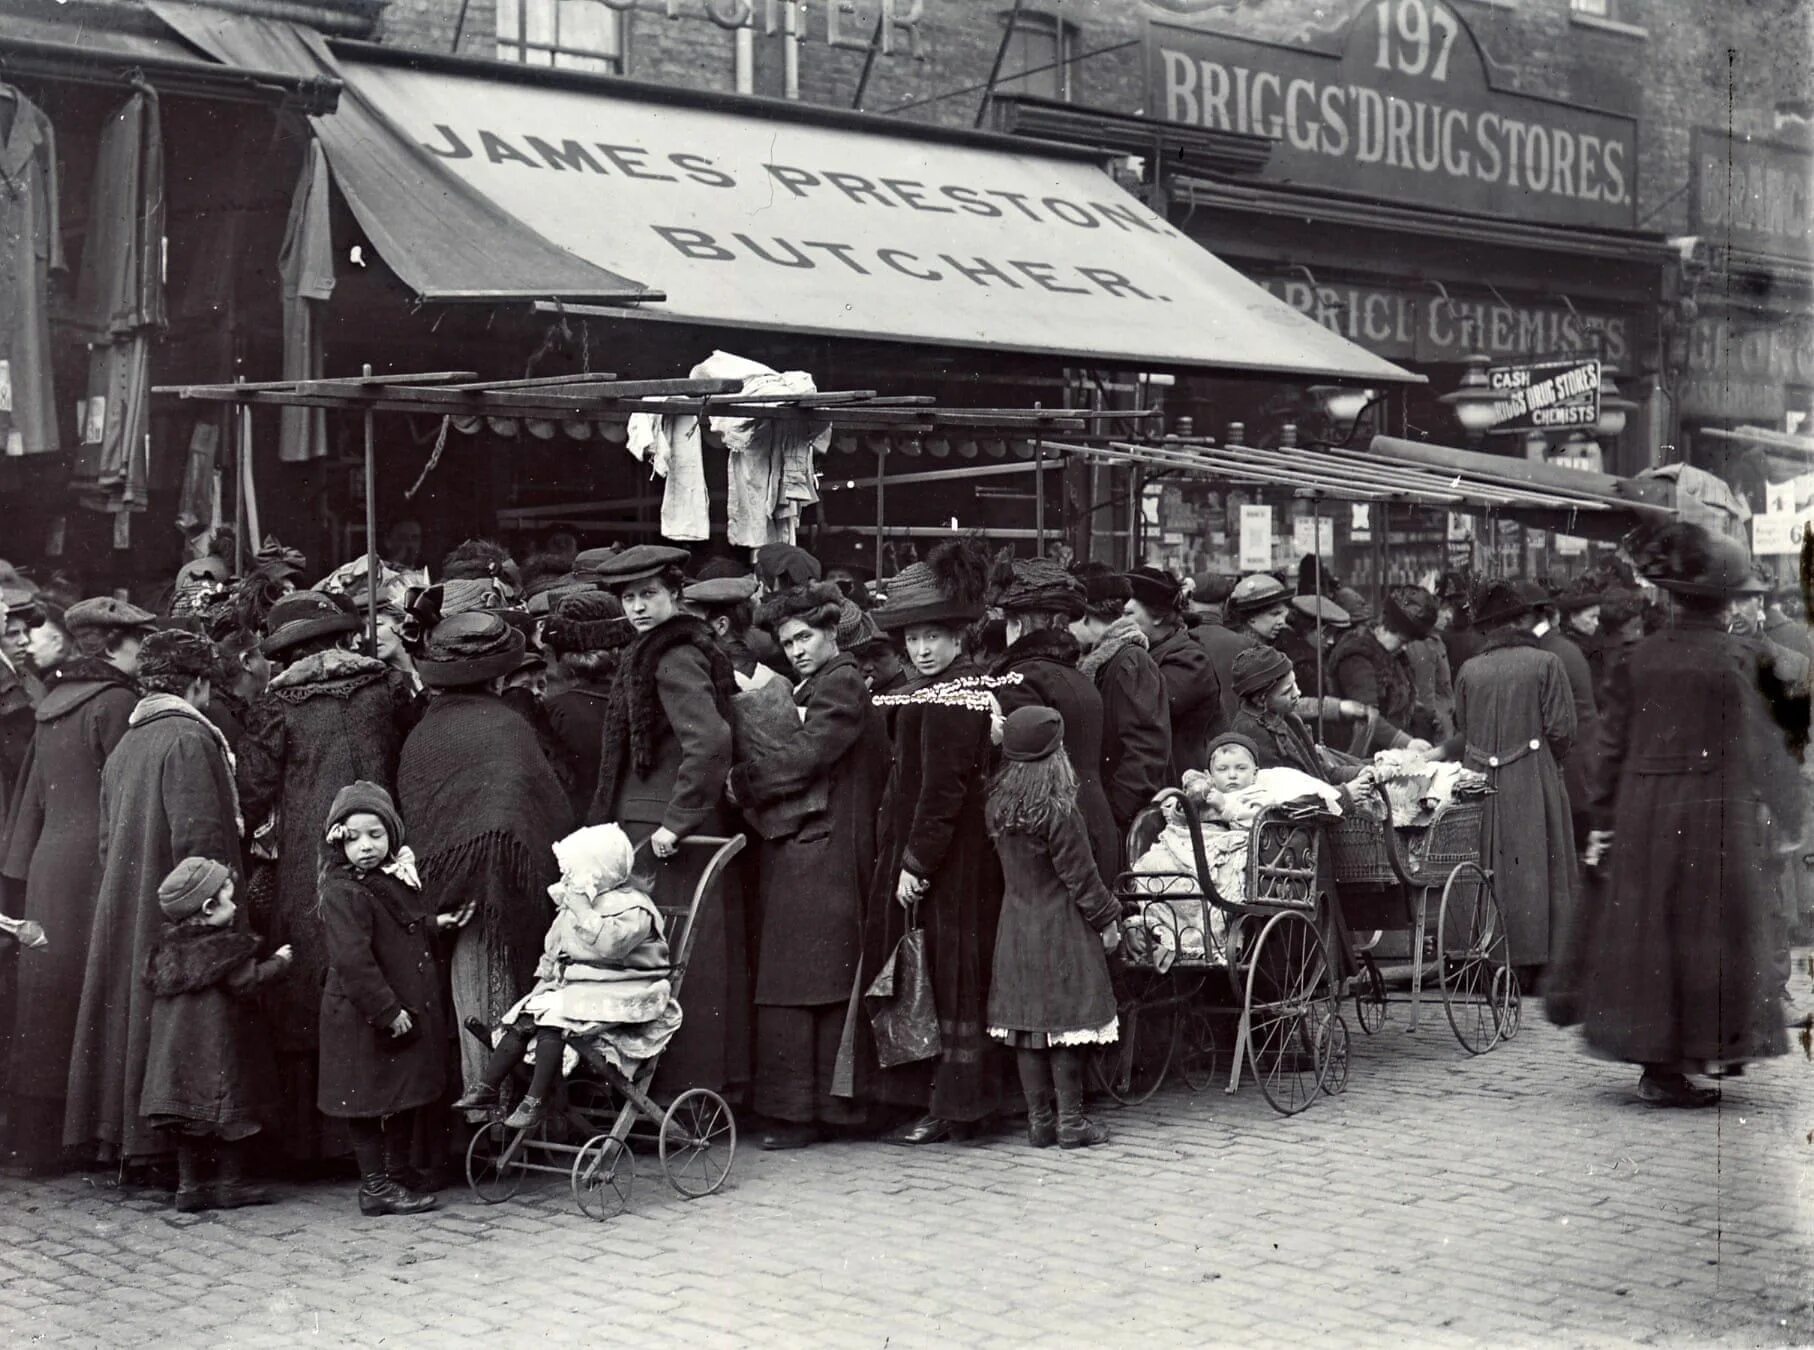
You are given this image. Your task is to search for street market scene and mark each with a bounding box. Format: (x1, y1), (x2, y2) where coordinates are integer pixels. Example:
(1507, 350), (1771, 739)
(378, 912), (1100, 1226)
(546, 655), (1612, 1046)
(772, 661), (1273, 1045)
(0, 0), (1811, 1345)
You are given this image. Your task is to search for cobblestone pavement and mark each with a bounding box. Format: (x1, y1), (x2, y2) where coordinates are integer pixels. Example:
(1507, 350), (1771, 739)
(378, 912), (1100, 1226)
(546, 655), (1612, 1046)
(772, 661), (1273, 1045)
(5, 961), (1813, 1349)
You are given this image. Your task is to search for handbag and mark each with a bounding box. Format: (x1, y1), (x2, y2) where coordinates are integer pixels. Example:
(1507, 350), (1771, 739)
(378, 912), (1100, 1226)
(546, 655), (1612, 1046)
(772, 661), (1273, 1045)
(863, 899), (942, 1068)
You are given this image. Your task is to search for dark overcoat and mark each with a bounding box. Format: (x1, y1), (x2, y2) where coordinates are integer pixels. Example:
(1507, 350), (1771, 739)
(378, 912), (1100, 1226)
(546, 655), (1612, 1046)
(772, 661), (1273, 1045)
(1193, 619), (1256, 724)
(1079, 618), (1172, 840)
(1148, 624), (1223, 780)
(990, 628), (1118, 881)
(728, 653), (887, 1007)
(1331, 627), (1421, 747)
(316, 864), (449, 1119)
(1539, 628), (1599, 832)
(0, 659), (135, 1164)
(140, 926), (285, 1134)
(986, 806), (1119, 1037)
(543, 682), (610, 822)
(856, 660), (1005, 1121)
(64, 701), (242, 1159)
(1575, 617), (1797, 1068)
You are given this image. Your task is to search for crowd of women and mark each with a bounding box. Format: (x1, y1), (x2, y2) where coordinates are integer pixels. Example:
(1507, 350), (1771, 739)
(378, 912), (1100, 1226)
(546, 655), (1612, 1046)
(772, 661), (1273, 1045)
(0, 513), (1803, 1212)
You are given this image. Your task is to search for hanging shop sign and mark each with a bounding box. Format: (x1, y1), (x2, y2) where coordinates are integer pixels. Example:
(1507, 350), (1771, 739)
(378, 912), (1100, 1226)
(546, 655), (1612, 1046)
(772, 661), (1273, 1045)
(1147, 0), (1639, 230)
(1679, 314), (1814, 423)
(1689, 128), (1812, 263)
(1260, 277), (1630, 364)
(1483, 358), (1600, 431)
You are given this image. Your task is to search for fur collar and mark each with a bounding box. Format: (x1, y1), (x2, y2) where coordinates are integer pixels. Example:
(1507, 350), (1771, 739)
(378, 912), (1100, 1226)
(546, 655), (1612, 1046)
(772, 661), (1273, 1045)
(1477, 628), (1543, 656)
(1079, 614), (1148, 680)
(143, 927), (260, 997)
(267, 649), (390, 703)
(36, 658), (137, 721)
(602, 614), (738, 781)
(993, 626), (1081, 675)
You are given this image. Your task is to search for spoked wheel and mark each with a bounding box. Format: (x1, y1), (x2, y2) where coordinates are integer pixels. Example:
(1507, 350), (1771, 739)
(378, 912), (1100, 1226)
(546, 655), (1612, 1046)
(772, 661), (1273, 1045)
(1352, 950), (1388, 1036)
(1315, 1010), (1351, 1095)
(1242, 909), (1338, 1116)
(1493, 963), (1523, 1042)
(571, 1134), (634, 1221)
(1178, 1006), (1221, 1092)
(464, 1121), (530, 1204)
(658, 1089), (737, 1198)
(1089, 972), (1179, 1105)
(1437, 862), (1515, 1054)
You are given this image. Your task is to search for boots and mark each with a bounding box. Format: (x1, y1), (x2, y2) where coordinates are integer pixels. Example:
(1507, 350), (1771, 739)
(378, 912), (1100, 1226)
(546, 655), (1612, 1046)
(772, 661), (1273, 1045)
(1015, 1049), (1058, 1149)
(1051, 1049), (1109, 1150)
(174, 1140), (213, 1213)
(211, 1141), (272, 1210)
(357, 1117), (438, 1217)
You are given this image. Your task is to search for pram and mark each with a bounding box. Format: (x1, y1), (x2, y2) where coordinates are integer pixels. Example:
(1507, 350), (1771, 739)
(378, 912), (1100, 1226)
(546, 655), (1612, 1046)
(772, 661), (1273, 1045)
(462, 834), (746, 1221)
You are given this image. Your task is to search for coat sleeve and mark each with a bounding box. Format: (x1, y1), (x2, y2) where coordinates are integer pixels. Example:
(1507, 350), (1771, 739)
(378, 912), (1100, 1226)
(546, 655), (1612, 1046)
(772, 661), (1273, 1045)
(1540, 654), (1577, 764)
(559, 897), (656, 964)
(1103, 653), (1172, 826)
(727, 665), (865, 808)
(654, 646), (734, 838)
(1049, 808), (1119, 931)
(0, 734), (43, 883)
(162, 733), (239, 870)
(901, 705), (987, 881)
(235, 698), (286, 833)
(319, 876), (405, 1028)
(1157, 635), (1220, 723)
(225, 954), (291, 995)
(1587, 647), (1630, 828)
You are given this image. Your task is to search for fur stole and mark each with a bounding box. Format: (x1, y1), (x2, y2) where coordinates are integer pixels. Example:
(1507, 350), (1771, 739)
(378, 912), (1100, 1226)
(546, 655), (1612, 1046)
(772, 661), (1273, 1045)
(606, 615), (738, 780)
(1079, 614), (1149, 681)
(267, 649), (390, 704)
(992, 626), (1081, 675)
(144, 927), (261, 997)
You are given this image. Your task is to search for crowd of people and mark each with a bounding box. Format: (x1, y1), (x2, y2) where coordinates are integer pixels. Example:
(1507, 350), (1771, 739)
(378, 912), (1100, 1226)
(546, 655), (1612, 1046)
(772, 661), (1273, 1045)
(0, 515), (1803, 1213)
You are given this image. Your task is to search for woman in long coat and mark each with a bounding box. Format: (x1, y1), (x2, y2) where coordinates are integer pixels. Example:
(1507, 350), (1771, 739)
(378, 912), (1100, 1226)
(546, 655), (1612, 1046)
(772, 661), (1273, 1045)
(990, 560), (1117, 881)
(728, 585), (888, 1148)
(1573, 528), (1798, 1106)
(1449, 581), (1577, 977)
(588, 545), (748, 1100)
(1126, 566), (1224, 778)
(0, 599), (151, 1171)
(237, 589), (416, 1164)
(857, 541), (1006, 1144)
(64, 630), (242, 1163)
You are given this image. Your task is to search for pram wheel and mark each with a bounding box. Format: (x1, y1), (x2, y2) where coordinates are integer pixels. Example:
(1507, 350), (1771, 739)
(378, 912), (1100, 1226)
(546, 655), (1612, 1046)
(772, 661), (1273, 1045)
(1437, 862), (1514, 1054)
(1241, 909), (1337, 1116)
(1352, 951), (1387, 1035)
(572, 1134), (634, 1221)
(1315, 1010), (1350, 1095)
(1088, 971), (1177, 1105)
(658, 1089), (737, 1198)
(464, 1121), (530, 1203)
(1178, 1006), (1221, 1093)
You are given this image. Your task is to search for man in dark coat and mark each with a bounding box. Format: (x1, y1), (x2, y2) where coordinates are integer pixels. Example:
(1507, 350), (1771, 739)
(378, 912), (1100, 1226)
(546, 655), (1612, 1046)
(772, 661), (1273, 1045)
(64, 630), (242, 1163)
(1534, 583), (1601, 840)
(1201, 573), (1291, 724)
(990, 560), (1118, 880)
(1069, 565), (1171, 852)
(729, 586), (888, 1149)
(0, 598), (152, 1171)
(1330, 585), (1440, 752)
(1125, 566), (1223, 779)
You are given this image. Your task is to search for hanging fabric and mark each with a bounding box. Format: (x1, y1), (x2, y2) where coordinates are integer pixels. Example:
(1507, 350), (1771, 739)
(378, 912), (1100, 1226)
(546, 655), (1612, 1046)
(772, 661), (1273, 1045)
(0, 81), (65, 456)
(277, 139), (335, 462)
(689, 350), (826, 548)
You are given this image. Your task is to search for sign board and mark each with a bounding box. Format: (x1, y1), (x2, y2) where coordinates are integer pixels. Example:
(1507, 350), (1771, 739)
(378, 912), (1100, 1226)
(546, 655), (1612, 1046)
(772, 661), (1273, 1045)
(1292, 516), (1335, 555)
(1147, 0), (1639, 230)
(1239, 504), (1274, 571)
(1690, 128), (1813, 264)
(1485, 358), (1600, 431)
(1680, 314), (1814, 423)
(1260, 277), (1632, 364)
(1753, 511), (1814, 556)
(1351, 502), (1372, 540)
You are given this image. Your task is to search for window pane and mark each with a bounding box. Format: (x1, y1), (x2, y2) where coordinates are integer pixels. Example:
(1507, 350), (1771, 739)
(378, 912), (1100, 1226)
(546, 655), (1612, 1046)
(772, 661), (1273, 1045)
(558, 0), (622, 57)
(554, 52), (614, 74)
(523, 0), (556, 49)
(1570, 0), (1611, 15)
(999, 26), (1059, 99)
(524, 45), (555, 66)
(496, 0), (521, 43)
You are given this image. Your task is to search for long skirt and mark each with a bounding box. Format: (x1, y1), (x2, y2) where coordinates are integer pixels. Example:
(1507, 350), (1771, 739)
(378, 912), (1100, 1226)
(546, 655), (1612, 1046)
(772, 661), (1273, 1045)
(755, 1003), (864, 1126)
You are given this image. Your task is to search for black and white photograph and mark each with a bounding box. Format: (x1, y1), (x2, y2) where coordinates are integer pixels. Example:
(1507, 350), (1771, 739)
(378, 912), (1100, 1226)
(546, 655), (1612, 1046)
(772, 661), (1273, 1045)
(0, 0), (1809, 1343)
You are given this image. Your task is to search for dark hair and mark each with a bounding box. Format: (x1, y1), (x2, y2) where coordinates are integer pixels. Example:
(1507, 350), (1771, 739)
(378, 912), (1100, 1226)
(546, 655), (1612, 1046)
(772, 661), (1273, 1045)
(1008, 609), (1069, 633)
(693, 598), (755, 634)
(986, 752), (1079, 837)
(74, 626), (141, 659)
(442, 538), (513, 581)
(561, 648), (622, 680)
(274, 631), (351, 666)
(140, 670), (203, 696)
(608, 564), (686, 602)
(1669, 590), (1728, 619)
(1082, 599), (1124, 623)
(756, 582), (843, 636)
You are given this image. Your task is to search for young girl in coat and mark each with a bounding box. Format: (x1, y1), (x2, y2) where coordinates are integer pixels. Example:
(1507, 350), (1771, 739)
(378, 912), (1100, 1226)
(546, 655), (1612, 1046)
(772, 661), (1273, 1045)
(317, 781), (460, 1218)
(453, 823), (681, 1128)
(141, 857), (291, 1212)
(985, 707), (1121, 1149)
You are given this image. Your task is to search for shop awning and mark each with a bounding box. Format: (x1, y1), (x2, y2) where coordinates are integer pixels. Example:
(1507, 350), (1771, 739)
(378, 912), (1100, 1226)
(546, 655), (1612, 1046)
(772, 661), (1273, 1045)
(322, 47), (1412, 380)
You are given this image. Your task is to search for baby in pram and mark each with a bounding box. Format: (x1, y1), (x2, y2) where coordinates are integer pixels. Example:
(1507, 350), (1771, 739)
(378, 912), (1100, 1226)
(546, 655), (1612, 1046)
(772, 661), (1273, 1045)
(453, 823), (682, 1129)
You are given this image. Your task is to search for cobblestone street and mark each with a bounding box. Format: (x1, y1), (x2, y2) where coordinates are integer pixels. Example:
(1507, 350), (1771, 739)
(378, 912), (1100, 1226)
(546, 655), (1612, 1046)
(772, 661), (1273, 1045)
(5, 962), (1813, 1349)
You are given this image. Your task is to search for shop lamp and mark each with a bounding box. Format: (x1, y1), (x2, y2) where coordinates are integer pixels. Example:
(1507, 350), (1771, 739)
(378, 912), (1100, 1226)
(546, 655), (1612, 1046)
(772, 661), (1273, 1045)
(1311, 385), (1375, 426)
(1522, 430), (1550, 462)
(1595, 365), (1637, 439)
(1439, 354), (1501, 436)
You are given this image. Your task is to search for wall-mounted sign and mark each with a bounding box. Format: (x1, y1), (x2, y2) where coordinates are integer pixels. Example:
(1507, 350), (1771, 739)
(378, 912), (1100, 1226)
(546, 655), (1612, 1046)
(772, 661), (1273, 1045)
(1261, 277), (1631, 364)
(1680, 315), (1814, 422)
(1148, 0), (1639, 230)
(1485, 359), (1600, 431)
(1690, 128), (1812, 263)
(1239, 504), (1274, 571)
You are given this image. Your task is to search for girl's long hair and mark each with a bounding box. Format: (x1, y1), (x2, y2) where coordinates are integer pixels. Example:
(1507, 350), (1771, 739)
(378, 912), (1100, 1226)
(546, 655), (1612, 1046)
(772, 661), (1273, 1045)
(986, 750), (1079, 837)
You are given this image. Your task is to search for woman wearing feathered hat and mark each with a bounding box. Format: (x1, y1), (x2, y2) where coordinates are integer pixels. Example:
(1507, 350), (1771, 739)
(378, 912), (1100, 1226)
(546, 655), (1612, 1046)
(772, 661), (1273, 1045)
(855, 538), (1008, 1144)
(1565, 523), (1800, 1107)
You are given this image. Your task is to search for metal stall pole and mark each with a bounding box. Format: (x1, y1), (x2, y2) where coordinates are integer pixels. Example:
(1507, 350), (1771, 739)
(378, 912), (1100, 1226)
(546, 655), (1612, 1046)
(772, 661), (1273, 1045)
(874, 441), (886, 577)
(1311, 491), (1326, 745)
(1033, 437), (1045, 555)
(362, 363), (379, 653)
(233, 376), (246, 577)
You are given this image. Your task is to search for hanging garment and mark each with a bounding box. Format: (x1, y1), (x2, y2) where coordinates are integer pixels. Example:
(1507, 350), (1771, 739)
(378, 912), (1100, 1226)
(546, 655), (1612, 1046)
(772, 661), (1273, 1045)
(0, 84), (64, 456)
(625, 411), (708, 541)
(688, 352), (826, 548)
(277, 140), (334, 463)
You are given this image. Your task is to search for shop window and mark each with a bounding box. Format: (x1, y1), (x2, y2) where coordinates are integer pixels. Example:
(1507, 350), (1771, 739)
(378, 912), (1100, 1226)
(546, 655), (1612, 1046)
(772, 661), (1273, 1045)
(1568, 0), (1612, 14)
(995, 11), (1076, 102)
(497, 0), (625, 74)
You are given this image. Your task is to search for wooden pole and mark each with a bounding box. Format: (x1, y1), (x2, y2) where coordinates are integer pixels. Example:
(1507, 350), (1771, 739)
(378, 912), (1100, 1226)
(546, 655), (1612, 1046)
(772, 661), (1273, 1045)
(363, 362), (379, 654)
(233, 377), (246, 577)
(1033, 437), (1045, 555)
(874, 441), (886, 578)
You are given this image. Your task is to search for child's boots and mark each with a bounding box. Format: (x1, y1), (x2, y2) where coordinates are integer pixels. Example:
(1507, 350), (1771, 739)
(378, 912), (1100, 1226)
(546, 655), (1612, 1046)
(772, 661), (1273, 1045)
(1051, 1050), (1110, 1150)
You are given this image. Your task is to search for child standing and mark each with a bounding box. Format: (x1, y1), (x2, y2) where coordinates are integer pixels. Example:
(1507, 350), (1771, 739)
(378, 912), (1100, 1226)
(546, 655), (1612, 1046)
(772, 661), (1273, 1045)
(317, 781), (456, 1217)
(142, 857), (292, 1212)
(985, 707), (1121, 1149)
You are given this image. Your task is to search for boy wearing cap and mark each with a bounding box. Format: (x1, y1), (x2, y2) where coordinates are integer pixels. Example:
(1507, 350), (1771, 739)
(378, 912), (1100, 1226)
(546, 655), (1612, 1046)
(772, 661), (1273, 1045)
(141, 857), (291, 1211)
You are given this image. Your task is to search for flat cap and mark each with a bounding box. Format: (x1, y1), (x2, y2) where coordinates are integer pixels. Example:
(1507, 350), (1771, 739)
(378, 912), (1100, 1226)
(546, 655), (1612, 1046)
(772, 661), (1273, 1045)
(591, 544), (690, 588)
(65, 596), (159, 634)
(683, 575), (761, 606)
